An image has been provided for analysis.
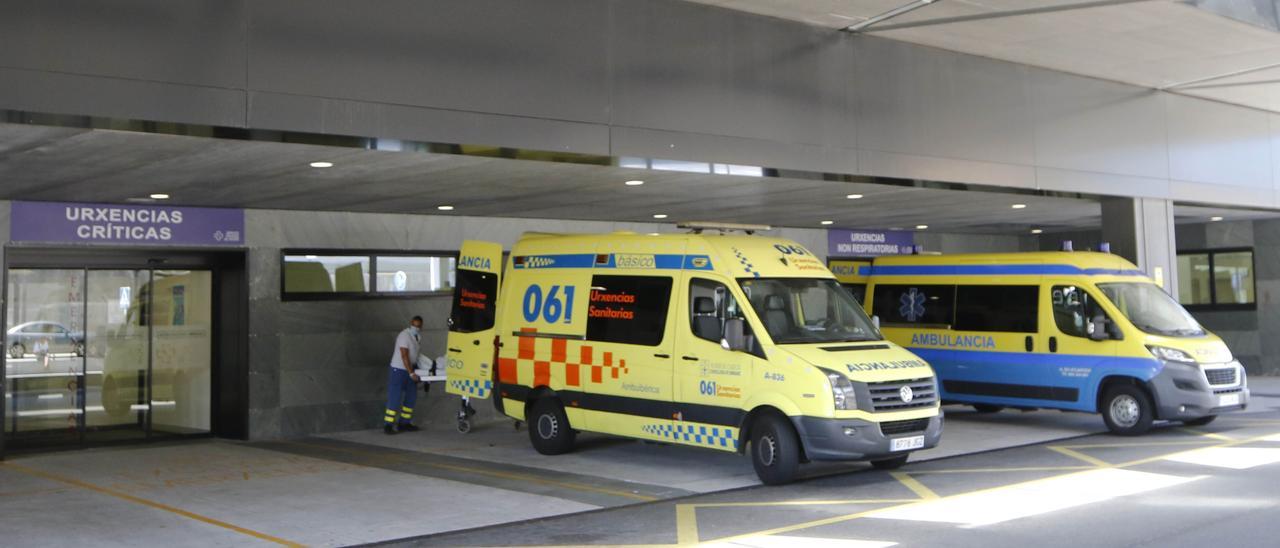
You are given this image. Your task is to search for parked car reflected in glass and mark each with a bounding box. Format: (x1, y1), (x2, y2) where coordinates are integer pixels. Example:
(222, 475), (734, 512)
(7, 320), (85, 359)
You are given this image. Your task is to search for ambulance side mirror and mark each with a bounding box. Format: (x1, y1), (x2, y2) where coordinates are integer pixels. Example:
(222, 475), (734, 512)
(872, 315), (881, 330)
(722, 318), (747, 352)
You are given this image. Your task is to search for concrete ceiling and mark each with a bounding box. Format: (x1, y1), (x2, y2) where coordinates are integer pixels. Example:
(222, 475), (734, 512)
(2, 123), (1273, 235)
(686, 0), (1280, 114)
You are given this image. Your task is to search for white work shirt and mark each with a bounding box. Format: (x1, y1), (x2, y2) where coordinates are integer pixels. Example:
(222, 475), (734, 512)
(389, 327), (421, 370)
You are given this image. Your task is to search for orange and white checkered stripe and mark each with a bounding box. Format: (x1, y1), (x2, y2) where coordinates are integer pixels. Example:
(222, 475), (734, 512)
(498, 328), (629, 388)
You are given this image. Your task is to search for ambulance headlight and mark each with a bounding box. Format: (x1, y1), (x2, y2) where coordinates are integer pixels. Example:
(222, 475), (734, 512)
(820, 368), (856, 411)
(1147, 345), (1196, 365)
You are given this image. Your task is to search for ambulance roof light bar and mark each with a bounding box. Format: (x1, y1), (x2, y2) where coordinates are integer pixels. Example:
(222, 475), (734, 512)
(678, 221), (773, 235)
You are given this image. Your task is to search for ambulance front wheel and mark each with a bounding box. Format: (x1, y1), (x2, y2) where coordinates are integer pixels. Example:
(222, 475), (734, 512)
(1101, 384), (1154, 436)
(750, 414), (800, 485)
(528, 398), (576, 455)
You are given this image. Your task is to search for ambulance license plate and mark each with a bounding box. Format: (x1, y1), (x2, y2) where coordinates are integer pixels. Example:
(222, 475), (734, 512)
(1218, 393), (1241, 407)
(891, 435), (925, 452)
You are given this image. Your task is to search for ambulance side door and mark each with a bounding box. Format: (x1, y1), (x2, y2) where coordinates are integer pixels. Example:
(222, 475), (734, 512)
(674, 275), (754, 441)
(445, 241), (503, 399)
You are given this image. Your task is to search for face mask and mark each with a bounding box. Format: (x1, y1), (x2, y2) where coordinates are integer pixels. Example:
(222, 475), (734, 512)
(410, 325), (421, 335)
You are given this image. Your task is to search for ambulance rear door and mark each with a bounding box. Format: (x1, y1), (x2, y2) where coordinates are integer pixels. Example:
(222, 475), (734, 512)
(446, 240), (504, 399)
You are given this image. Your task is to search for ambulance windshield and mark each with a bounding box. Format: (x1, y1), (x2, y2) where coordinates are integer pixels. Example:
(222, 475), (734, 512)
(738, 278), (882, 344)
(1097, 282), (1204, 337)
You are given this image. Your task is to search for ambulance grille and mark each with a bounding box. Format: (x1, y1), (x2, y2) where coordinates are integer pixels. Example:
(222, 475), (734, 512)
(867, 377), (937, 412)
(879, 418), (931, 436)
(1205, 368), (1237, 386)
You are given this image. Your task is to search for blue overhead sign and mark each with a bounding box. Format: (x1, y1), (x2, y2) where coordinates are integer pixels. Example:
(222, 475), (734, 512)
(827, 229), (915, 257)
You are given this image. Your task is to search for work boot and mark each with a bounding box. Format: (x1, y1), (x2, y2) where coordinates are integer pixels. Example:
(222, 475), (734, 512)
(384, 424), (398, 435)
(399, 423), (421, 432)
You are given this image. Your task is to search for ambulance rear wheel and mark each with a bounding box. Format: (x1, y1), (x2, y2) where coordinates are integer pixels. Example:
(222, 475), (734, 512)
(529, 399), (575, 455)
(750, 414), (800, 485)
(1102, 385), (1154, 436)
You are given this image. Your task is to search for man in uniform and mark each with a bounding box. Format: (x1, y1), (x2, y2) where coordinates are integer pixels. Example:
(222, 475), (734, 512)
(384, 315), (423, 434)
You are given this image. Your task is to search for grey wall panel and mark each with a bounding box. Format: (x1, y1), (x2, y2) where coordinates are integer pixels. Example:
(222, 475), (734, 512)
(1030, 70), (1169, 179)
(1166, 94), (1273, 188)
(1171, 180), (1276, 208)
(610, 126), (857, 175)
(1273, 114), (1280, 188)
(0, 68), (246, 128)
(1034, 168), (1168, 199)
(610, 0), (852, 147)
(858, 149), (1036, 189)
(0, 0), (246, 88)
(853, 36), (1035, 166)
(249, 92), (610, 155)
(247, 0), (610, 124)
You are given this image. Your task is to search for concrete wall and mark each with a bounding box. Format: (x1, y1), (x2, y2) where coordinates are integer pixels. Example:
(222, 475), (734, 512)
(2, 0), (1279, 209)
(1175, 220), (1279, 376)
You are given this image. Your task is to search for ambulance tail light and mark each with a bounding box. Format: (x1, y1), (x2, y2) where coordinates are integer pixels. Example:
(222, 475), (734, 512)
(820, 368), (856, 411)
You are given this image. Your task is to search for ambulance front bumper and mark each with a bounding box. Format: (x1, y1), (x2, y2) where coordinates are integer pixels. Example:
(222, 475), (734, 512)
(1148, 360), (1249, 420)
(790, 412), (943, 462)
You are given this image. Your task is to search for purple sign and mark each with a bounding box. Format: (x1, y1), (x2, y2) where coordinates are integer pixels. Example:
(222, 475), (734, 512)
(11, 201), (245, 246)
(827, 229), (915, 257)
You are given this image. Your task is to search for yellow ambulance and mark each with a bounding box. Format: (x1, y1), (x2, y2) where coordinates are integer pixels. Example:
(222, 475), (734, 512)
(863, 251), (1249, 435)
(445, 224), (942, 485)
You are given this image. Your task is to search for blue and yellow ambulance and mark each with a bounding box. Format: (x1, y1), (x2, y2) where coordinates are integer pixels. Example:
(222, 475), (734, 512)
(863, 251), (1248, 435)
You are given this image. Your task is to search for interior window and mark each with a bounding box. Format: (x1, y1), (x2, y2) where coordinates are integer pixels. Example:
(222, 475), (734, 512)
(1052, 285), (1108, 339)
(954, 285), (1038, 333)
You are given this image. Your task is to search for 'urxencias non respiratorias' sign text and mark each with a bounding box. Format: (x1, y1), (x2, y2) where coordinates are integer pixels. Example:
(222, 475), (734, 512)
(10, 201), (245, 246)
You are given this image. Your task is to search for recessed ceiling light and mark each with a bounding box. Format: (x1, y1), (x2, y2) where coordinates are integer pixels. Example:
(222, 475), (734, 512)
(625, 180), (645, 186)
(309, 161), (334, 168)
(1031, 229), (1043, 234)
(916, 224), (929, 230)
(149, 193), (170, 200)
(820, 220), (835, 225)
(1011, 204), (1027, 209)
(653, 214), (668, 219)
(1210, 216), (1224, 222)
(437, 205), (454, 211)
(846, 194), (864, 200)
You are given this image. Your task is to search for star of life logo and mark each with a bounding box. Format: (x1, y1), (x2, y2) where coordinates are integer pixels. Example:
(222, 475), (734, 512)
(899, 288), (926, 322)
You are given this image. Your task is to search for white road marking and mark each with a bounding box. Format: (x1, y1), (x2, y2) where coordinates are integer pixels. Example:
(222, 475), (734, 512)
(864, 468), (1200, 527)
(1261, 433), (1280, 442)
(1163, 447), (1280, 469)
(703, 535), (896, 548)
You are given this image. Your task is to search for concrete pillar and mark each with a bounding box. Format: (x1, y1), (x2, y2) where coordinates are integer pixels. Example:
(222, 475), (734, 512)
(1101, 197), (1178, 296)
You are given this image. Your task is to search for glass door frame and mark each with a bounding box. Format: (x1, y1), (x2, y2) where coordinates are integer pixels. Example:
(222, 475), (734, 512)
(2, 246), (248, 459)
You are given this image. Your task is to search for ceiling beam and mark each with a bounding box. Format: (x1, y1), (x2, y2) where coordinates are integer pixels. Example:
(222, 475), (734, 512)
(864, 0), (1165, 32)
(1160, 61), (1280, 90)
(844, 0), (941, 33)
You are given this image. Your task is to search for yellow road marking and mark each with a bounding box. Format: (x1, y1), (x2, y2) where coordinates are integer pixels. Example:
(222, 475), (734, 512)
(1047, 446), (1110, 467)
(910, 465), (1092, 475)
(695, 429), (1280, 546)
(2, 462), (304, 547)
(283, 440), (657, 502)
(693, 499), (916, 508)
(1060, 440), (1218, 449)
(676, 504), (700, 545)
(890, 471), (938, 500)
(1178, 427), (1232, 441)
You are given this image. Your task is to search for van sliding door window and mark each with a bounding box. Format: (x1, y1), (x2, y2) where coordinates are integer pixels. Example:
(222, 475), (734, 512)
(586, 275), (673, 346)
(871, 284), (955, 328)
(953, 285), (1038, 333)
